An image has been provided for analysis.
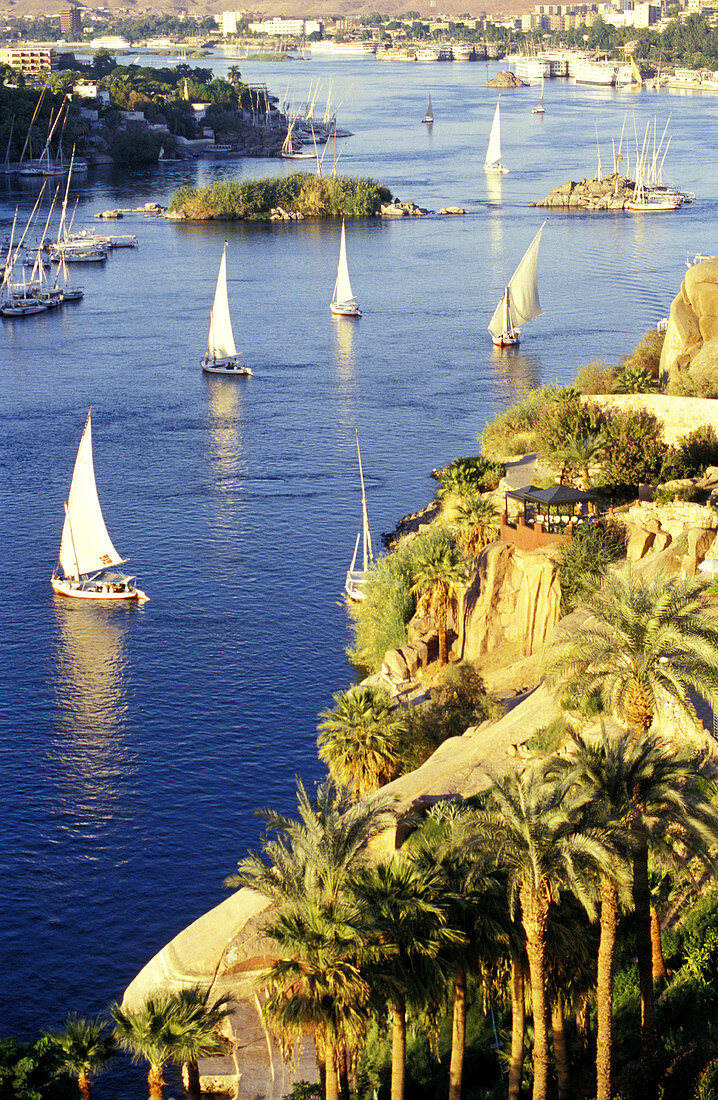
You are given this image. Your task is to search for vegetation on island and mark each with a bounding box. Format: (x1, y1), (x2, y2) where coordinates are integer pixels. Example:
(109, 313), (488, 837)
(168, 173), (392, 221)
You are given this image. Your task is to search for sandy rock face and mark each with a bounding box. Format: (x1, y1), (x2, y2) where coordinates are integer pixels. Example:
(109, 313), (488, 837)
(459, 542), (563, 663)
(660, 259), (718, 387)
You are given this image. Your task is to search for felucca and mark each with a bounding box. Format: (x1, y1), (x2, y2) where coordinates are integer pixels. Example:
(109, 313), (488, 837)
(421, 94), (434, 123)
(532, 73), (545, 114)
(488, 222), (545, 347)
(51, 411), (148, 602)
(345, 430), (373, 601)
(331, 220), (361, 317)
(201, 241), (253, 376)
(484, 99), (508, 173)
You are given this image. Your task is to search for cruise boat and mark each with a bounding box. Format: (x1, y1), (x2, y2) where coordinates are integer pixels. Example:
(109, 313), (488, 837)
(51, 410), (149, 602)
(573, 60), (617, 86)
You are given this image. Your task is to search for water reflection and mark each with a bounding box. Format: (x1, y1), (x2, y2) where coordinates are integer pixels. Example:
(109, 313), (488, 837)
(485, 172), (504, 207)
(331, 316), (358, 433)
(490, 345), (542, 402)
(51, 600), (133, 817)
(205, 376), (246, 490)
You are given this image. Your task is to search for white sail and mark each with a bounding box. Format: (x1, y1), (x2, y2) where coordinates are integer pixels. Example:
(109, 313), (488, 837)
(333, 221), (354, 305)
(207, 243), (236, 359)
(488, 223), (545, 337)
(59, 411), (124, 580)
(485, 100), (502, 167)
(423, 94), (433, 122)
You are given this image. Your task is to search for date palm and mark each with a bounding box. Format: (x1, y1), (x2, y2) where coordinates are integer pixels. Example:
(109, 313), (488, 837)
(168, 987), (232, 1100)
(111, 995), (182, 1100)
(317, 686), (408, 798)
(468, 764), (616, 1100)
(544, 573), (718, 739)
(351, 857), (463, 1100)
(261, 896), (372, 1100)
(225, 777), (395, 904)
(411, 532), (469, 665)
(558, 431), (607, 487)
(454, 494), (499, 557)
(50, 1014), (116, 1100)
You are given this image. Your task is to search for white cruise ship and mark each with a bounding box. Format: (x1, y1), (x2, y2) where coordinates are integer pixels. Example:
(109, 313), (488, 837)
(512, 56), (550, 81)
(573, 60), (618, 86)
(310, 41), (376, 56)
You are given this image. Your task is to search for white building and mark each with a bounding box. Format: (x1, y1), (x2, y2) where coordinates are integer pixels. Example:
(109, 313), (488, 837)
(247, 17), (322, 36)
(90, 35), (130, 49)
(221, 10), (241, 36)
(73, 82), (111, 104)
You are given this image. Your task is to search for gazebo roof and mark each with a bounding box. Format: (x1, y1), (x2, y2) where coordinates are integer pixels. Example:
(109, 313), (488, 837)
(506, 484), (598, 506)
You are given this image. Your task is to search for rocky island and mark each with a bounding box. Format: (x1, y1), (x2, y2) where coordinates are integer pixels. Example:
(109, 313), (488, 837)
(532, 172), (638, 211)
(484, 70), (528, 88)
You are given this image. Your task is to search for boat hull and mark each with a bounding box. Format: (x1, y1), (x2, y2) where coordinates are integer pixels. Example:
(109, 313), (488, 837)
(484, 163), (508, 173)
(492, 330), (520, 347)
(1, 300), (47, 316)
(331, 301), (362, 317)
(201, 356), (253, 376)
(626, 201), (680, 212)
(51, 576), (148, 601)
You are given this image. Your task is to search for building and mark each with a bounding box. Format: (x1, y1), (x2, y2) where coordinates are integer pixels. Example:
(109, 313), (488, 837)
(73, 82), (110, 104)
(89, 35), (130, 49)
(0, 45), (58, 75)
(246, 17), (322, 36)
(60, 5), (82, 38)
(221, 10), (241, 36)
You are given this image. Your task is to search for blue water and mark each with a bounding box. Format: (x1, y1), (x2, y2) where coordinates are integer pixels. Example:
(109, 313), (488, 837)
(1, 56), (717, 1090)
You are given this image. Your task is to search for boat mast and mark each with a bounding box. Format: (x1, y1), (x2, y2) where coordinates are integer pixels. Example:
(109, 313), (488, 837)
(63, 501), (81, 581)
(355, 429), (373, 570)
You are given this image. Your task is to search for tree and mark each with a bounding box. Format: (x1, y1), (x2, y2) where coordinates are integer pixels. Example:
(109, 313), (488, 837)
(544, 573), (718, 741)
(317, 686), (408, 798)
(168, 988), (232, 1100)
(49, 1015), (116, 1100)
(112, 995), (182, 1100)
(557, 431), (607, 487)
(453, 495), (499, 556)
(411, 532), (469, 665)
(557, 729), (718, 1100)
(468, 765), (615, 1100)
(261, 896), (372, 1100)
(351, 858), (462, 1100)
(225, 778), (396, 905)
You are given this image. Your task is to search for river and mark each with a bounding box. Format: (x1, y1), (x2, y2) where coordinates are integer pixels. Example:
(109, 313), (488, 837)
(0, 54), (715, 1092)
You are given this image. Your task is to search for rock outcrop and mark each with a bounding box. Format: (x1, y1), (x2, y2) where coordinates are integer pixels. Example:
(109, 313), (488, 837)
(532, 173), (635, 211)
(380, 199), (428, 217)
(659, 259), (718, 389)
(485, 71), (527, 88)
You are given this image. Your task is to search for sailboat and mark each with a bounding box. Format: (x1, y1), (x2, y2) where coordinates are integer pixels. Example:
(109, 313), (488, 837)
(345, 430), (373, 602)
(532, 73), (545, 114)
(484, 99), (508, 173)
(421, 94), (434, 123)
(51, 411), (148, 601)
(201, 241), (253, 376)
(331, 220), (361, 317)
(488, 222), (545, 347)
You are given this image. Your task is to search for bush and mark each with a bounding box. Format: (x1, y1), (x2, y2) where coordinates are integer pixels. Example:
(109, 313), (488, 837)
(666, 371), (718, 399)
(168, 172), (392, 220)
(555, 523), (625, 612)
(574, 358), (618, 394)
(405, 663), (503, 767)
(662, 425), (718, 481)
(437, 455), (506, 498)
(524, 715), (573, 757)
(534, 388), (605, 463)
(599, 408), (664, 487)
(618, 327), (664, 378)
(480, 386), (560, 459)
(613, 366), (660, 393)
(109, 129), (162, 164)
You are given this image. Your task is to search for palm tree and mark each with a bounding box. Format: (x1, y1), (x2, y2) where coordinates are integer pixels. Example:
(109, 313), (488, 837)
(558, 432), (607, 487)
(454, 495), (499, 557)
(411, 533), (469, 665)
(408, 805), (506, 1100)
(558, 729), (718, 1100)
(546, 574), (718, 1085)
(168, 988), (232, 1100)
(544, 573), (718, 739)
(227, 65), (242, 86)
(50, 1014), (116, 1100)
(317, 686), (408, 798)
(351, 857), (463, 1100)
(261, 896), (372, 1100)
(225, 778), (396, 904)
(111, 996), (182, 1100)
(468, 764), (616, 1100)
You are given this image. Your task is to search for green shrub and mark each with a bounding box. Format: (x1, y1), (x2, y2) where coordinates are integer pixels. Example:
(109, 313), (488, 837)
(662, 425), (718, 481)
(554, 523), (625, 612)
(574, 358), (618, 394)
(524, 715), (573, 757)
(110, 129), (162, 164)
(480, 385), (560, 459)
(534, 387), (605, 461)
(282, 1084), (322, 1100)
(405, 663), (503, 767)
(696, 1057), (718, 1100)
(599, 407), (664, 487)
(613, 366), (660, 393)
(437, 455), (506, 498)
(167, 172), (392, 220)
(666, 372), (718, 399)
(618, 327), (664, 378)
(663, 1047), (715, 1100)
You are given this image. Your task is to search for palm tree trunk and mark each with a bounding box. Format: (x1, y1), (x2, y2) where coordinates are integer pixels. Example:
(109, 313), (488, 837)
(551, 998), (570, 1100)
(448, 969), (467, 1100)
(509, 954), (525, 1100)
(520, 881), (551, 1100)
(183, 1059), (201, 1100)
(148, 1066), (165, 1100)
(438, 600), (448, 665)
(650, 907), (668, 981)
(632, 820), (657, 1097)
(391, 997), (407, 1100)
(325, 1052), (339, 1100)
(78, 1071), (92, 1100)
(596, 874), (618, 1100)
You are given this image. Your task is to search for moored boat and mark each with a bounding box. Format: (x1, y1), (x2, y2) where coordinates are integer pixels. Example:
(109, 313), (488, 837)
(51, 410), (148, 602)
